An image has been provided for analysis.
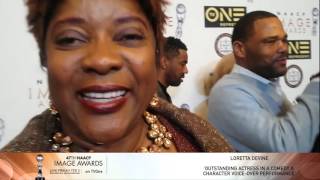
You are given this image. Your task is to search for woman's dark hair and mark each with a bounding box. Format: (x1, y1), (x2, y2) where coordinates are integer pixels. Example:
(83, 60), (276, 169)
(25, 0), (168, 67)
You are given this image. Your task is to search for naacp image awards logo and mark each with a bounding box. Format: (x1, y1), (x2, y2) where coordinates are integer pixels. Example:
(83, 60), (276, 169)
(214, 33), (232, 57)
(276, 10), (314, 35)
(175, 3), (186, 38)
(35, 154), (45, 180)
(284, 65), (303, 88)
(204, 6), (246, 27)
(312, 7), (319, 36)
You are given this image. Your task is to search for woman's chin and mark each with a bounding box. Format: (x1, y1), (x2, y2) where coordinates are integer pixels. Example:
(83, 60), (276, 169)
(82, 126), (128, 145)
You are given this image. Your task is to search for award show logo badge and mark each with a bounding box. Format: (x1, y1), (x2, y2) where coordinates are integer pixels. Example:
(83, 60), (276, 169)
(176, 3), (186, 38)
(288, 40), (311, 59)
(35, 154), (45, 180)
(204, 6), (246, 27)
(214, 33), (232, 57)
(312, 7), (319, 36)
(284, 65), (303, 88)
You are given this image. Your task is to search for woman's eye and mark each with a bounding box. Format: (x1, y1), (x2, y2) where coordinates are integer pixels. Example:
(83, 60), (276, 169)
(121, 34), (144, 41)
(54, 31), (88, 49)
(56, 37), (83, 46)
(115, 29), (146, 47)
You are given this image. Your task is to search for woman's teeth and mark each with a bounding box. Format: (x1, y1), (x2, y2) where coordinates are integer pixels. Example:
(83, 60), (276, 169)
(82, 90), (126, 102)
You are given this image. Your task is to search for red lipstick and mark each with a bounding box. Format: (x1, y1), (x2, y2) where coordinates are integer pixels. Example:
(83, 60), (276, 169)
(78, 85), (128, 113)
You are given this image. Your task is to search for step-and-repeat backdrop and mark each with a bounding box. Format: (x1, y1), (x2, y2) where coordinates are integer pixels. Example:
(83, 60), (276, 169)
(0, 0), (319, 148)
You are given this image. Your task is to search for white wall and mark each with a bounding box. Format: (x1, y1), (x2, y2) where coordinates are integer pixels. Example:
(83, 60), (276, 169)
(0, 0), (318, 147)
(0, 0), (48, 147)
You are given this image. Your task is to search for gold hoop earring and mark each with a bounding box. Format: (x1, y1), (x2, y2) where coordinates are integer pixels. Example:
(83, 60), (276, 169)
(149, 94), (159, 108)
(49, 101), (58, 115)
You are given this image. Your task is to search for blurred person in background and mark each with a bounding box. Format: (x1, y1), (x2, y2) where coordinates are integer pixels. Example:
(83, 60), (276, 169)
(208, 11), (319, 152)
(157, 36), (188, 103)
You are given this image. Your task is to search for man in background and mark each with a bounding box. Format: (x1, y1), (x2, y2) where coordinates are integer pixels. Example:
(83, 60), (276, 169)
(157, 37), (188, 103)
(208, 11), (319, 152)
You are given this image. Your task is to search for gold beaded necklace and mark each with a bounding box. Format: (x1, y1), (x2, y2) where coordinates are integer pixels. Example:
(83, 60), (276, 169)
(49, 110), (173, 152)
(136, 111), (173, 152)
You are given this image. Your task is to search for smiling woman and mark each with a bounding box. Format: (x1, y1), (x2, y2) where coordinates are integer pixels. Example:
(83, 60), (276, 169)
(1, 0), (232, 152)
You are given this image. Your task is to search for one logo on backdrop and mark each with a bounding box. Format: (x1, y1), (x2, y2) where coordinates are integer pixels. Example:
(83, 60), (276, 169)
(180, 103), (190, 111)
(28, 79), (49, 108)
(312, 8), (319, 36)
(176, 3), (186, 38)
(0, 118), (5, 142)
(276, 11), (313, 35)
(284, 65), (303, 88)
(214, 33), (232, 57)
(204, 6), (246, 27)
(288, 40), (311, 59)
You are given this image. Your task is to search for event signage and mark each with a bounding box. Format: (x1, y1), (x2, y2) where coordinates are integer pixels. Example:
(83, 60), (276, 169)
(214, 33), (233, 57)
(312, 7), (319, 36)
(284, 65), (303, 88)
(204, 6), (246, 27)
(276, 11), (313, 35)
(0, 153), (319, 179)
(35, 154), (45, 180)
(175, 3), (186, 38)
(288, 40), (311, 59)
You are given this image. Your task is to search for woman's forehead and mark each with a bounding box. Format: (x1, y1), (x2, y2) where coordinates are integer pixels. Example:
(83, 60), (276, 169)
(52, 0), (148, 24)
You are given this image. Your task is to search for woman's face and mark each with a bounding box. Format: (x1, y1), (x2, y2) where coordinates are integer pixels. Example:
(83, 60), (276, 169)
(46, 0), (157, 146)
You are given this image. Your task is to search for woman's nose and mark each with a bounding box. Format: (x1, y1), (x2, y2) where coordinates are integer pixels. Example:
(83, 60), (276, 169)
(82, 40), (123, 75)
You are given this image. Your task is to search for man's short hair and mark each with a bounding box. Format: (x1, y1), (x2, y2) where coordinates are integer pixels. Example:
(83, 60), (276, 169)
(163, 36), (187, 59)
(232, 11), (277, 43)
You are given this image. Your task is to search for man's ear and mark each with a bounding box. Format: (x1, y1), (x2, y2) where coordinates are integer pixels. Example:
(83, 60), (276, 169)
(160, 57), (168, 69)
(233, 41), (246, 59)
